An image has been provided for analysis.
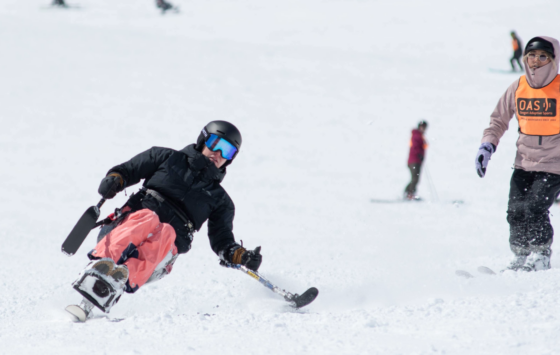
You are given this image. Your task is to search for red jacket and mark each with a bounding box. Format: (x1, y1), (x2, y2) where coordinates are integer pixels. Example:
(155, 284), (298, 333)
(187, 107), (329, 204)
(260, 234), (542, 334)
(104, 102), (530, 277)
(408, 129), (426, 165)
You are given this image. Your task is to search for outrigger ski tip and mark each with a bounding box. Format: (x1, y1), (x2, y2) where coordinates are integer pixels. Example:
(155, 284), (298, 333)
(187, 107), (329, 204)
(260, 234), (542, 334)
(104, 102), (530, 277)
(287, 287), (319, 309)
(61, 199), (105, 256)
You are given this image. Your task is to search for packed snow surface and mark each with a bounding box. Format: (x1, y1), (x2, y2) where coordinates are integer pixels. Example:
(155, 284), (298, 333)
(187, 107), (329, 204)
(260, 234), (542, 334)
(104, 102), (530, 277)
(2, 0), (560, 354)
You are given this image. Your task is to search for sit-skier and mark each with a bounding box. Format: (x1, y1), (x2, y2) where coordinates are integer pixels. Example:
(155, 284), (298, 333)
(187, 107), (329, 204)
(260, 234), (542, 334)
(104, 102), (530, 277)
(67, 121), (262, 321)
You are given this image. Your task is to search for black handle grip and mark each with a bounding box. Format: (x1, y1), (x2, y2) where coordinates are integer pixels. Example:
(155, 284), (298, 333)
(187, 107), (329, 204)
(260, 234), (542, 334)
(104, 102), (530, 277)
(96, 198), (106, 209)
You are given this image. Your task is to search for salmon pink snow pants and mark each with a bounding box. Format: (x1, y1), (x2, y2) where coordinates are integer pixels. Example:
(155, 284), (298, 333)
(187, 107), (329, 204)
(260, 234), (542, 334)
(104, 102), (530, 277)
(91, 209), (178, 290)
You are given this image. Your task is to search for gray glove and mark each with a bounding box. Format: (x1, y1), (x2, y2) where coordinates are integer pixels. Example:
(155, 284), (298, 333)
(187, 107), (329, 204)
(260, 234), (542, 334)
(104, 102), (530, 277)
(475, 142), (496, 178)
(98, 173), (124, 199)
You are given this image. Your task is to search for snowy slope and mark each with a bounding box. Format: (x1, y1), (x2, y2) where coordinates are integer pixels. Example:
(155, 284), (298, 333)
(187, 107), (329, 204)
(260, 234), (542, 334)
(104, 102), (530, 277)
(2, 0), (560, 354)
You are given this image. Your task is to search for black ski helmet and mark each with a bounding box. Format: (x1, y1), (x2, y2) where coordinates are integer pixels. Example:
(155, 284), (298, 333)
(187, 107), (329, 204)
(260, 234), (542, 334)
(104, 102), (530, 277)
(196, 120), (242, 164)
(524, 37), (555, 58)
(418, 120), (428, 129)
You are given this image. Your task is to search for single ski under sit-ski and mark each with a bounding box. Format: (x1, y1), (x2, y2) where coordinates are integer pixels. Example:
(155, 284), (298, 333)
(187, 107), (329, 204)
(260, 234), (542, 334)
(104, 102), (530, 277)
(289, 287), (319, 308)
(66, 303), (125, 323)
(65, 299), (94, 322)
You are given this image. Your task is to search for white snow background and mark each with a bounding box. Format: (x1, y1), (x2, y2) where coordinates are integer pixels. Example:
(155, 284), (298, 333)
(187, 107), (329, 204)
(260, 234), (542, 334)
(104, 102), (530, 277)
(1, 0), (560, 354)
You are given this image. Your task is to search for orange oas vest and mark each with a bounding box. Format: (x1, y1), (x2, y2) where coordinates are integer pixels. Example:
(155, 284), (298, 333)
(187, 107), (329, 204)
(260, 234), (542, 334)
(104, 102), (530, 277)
(512, 39), (519, 51)
(515, 75), (560, 136)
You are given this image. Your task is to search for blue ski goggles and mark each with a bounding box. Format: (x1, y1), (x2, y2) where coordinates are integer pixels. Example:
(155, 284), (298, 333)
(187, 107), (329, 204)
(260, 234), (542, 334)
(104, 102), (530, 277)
(205, 134), (238, 160)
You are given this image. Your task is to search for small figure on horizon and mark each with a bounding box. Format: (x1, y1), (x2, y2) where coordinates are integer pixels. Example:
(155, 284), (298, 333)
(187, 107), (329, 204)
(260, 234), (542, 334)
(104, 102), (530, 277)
(404, 120), (428, 200)
(51, 0), (67, 7)
(510, 31), (523, 72)
(156, 0), (178, 14)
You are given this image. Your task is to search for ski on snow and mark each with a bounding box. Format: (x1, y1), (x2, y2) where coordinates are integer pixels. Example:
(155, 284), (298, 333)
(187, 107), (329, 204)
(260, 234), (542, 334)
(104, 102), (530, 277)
(370, 198), (464, 205)
(66, 298), (125, 323)
(370, 198), (423, 204)
(455, 266), (497, 278)
(41, 3), (83, 10)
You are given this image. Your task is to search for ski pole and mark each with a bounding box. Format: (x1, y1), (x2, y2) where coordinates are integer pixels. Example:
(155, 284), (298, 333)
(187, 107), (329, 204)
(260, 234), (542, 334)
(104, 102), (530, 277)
(220, 260), (319, 309)
(424, 163), (439, 202)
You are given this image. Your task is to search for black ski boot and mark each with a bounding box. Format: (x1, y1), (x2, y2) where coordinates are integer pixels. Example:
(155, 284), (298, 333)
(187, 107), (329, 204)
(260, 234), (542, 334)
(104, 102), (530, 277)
(505, 254), (528, 271)
(521, 249), (552, 272)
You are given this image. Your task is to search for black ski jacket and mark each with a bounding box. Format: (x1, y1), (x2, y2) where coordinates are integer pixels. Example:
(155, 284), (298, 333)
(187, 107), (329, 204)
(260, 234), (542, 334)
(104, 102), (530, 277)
(107, 144), (238, 255)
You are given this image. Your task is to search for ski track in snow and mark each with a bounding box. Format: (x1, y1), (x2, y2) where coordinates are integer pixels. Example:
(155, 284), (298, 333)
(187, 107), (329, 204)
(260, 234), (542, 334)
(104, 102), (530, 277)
(1, 0), (560, 354)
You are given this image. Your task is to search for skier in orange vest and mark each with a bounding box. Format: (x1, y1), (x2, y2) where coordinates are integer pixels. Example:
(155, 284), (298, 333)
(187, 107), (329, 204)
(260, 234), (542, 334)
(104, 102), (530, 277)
(510, 31), (523, 72)
(476, 36), (560, 272)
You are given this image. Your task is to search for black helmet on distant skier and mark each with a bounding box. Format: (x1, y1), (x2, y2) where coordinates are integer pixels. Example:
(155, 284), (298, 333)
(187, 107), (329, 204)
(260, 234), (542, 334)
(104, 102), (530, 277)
(196, 120), (242, 166)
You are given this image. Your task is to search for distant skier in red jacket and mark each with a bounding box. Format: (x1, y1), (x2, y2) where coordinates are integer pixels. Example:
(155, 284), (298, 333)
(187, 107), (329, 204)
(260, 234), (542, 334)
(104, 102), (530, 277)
(404, 121), (428, 200)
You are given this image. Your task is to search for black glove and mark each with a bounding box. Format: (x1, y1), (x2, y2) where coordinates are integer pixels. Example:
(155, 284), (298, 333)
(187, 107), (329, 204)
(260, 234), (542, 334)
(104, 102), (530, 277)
(231, 245), (262, 271)
(98, 173), (124, 199)
(241, 246), (262, 271)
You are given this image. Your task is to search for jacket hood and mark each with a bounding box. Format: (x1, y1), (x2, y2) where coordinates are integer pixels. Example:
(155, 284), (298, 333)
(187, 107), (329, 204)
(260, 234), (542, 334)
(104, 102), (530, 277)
(524, 36), (560, 88)
(180, 144), (226, 183)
